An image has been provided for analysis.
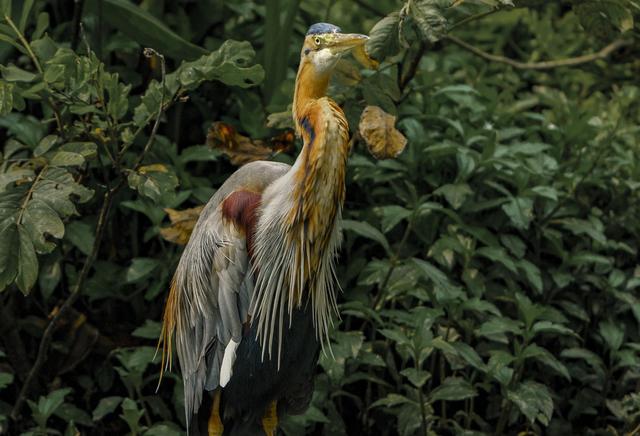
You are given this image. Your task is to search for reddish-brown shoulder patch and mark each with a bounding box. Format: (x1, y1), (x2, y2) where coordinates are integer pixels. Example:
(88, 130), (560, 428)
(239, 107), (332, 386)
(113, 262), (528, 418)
(221, 190), (261, 257)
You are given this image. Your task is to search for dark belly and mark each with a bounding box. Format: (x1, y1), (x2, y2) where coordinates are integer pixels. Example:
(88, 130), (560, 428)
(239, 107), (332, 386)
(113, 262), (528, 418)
(221, 303), (320, 430)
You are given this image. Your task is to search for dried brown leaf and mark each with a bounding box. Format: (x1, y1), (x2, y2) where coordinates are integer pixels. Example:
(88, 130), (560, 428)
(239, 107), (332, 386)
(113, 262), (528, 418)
(206, 122), (294, 166)
(160, 205), (204, 245)
(358, 106), (407, 159)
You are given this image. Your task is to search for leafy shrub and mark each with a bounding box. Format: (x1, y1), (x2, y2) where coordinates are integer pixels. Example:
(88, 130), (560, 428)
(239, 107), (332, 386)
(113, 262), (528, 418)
(0, 1), (638, 435)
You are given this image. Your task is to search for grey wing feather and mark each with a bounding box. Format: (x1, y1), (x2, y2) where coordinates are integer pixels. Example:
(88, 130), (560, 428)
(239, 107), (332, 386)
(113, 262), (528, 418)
(164, 161), (290, 424)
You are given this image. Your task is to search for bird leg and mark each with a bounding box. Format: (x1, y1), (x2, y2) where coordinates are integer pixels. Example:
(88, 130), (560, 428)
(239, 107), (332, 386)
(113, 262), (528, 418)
(208, 389), (224, 436)
(262, 400), (278, 436)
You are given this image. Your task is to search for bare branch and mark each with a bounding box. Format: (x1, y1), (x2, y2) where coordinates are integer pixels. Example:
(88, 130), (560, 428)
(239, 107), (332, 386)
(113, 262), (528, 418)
(445, 35), (630, 70)
(132, 49), (166, 170)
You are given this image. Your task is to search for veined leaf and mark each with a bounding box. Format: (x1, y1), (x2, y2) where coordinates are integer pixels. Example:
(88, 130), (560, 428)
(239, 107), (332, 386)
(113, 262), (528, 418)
(0, 167), (92, 293)
(342, 219), (391, 254)
(366, 12), (401, 61)
(507, 380), (553, 425)
(405, 0), (449, 43)
(133, 40), (264, 127)
(430, 377), (477, 402)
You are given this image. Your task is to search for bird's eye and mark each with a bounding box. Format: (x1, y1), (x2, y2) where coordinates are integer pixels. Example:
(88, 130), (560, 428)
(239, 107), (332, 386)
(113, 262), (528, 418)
(314, 37), (321, 46)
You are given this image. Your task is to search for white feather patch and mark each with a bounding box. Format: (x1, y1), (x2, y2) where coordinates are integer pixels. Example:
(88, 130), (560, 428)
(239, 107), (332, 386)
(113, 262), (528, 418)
(219, 339), (239, 387)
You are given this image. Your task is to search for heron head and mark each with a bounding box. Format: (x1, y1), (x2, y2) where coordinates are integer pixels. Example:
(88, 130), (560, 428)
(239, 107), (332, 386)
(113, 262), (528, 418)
(299, 23), (368, 75)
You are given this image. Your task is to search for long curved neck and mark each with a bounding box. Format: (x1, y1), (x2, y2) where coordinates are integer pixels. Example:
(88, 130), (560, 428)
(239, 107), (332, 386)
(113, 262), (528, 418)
(292, 61), (330, 133)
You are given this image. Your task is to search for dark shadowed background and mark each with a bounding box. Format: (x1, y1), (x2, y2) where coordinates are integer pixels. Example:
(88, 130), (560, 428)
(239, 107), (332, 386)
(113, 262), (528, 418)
(0, 0), (639, 434)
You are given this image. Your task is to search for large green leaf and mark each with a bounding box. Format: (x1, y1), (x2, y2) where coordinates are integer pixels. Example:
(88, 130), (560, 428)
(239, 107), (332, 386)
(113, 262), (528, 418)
(366, 12), (401, 61)
(405, 0), (449, 43)
(95, 0), (207, 61)
(0, 166), (92, 293)
(342, 219), (391, 254)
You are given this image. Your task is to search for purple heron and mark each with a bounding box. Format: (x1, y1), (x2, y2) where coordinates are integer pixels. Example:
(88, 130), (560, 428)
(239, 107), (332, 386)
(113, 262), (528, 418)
(160, 23), (367, 435)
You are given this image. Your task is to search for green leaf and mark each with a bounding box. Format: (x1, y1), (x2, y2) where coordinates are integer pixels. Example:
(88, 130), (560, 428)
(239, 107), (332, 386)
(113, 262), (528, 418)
(366, 12), (401, 61)
(144, 424), (182, 436)
(127, 164), (179, 203)
(0, 371), (14, 389)
(561, 347), (606, 378)
(530, 185), (558, 201)
(0, 167), (92, 292)
(434, 183), (473, 209)
(569, 251), (612, 268)
(65, 221), (95, 256)
(342, 219), (390, 254)
(133, 40), (263, 127)
(99, 0), (207, 61)
(54, 403), (93, 427)
(379, 328), (410, 346)
(451, 342), (486, 371)
(132, 320), (162, 339)
(407, 0), (449, 43)
(49, 151), (85, 167)
(0, 80), (14, 115)
(476, 246), (518, 274)
(521, 344), (571, 381)
(430, 377), (477, 402)
(16, 225), (38, 294)
(18, 0), (34, 33)
(375, 205), (412, 233)
(574, 0), (634, 39)
(34, 135), (58, 156)
(477, 317), (523, 340)
(507, 381), (553, 425)
(36, 388), (72, 421)
(559, 217), (607, 245)
(531, 321), (577, 338)
(502, 197), (534, 230)
(370, 393), (413, 408)
(412, 258), (461, 296)
(125, 258), (161, 283)
(1, 65), (37, 82)
(0, 220), (19, 290)
(93, 396), (123, 421)
(518, 259), (543, 293)
(0, 0), (12, 16)
(120, 398), (144, 434)
(400, 368), (431, 388)
(599, 321), (624, 351)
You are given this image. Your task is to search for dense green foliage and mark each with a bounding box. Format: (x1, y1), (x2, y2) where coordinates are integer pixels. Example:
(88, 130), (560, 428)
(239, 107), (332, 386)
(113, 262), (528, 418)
(0, 0), (639, 435)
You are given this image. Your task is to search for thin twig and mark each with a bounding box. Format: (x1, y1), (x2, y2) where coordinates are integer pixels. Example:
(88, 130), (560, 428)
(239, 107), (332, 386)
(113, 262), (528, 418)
(399, 42), (426, 91)
(4, 14), (63, 132)
(117, 49), (167, 167)
(448, 8), (501, 31)
(132, 49), (166, 170)
(70, 0), (86, 51)
(4, 14), (43, 73)
(445, 35), (630, 70)
(16, 166), (47, 225)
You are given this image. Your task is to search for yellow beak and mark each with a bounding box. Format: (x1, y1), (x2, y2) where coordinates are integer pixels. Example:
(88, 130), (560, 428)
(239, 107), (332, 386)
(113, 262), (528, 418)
(327, 33), (369, 54)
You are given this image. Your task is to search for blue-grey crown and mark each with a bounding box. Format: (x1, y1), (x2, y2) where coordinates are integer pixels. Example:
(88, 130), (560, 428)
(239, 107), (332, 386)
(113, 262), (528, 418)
(306, 23), (342, 35)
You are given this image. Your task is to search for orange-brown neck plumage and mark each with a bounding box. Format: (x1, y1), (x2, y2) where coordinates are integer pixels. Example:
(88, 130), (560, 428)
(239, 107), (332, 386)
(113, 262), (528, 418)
(292, 62), (330, 134)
